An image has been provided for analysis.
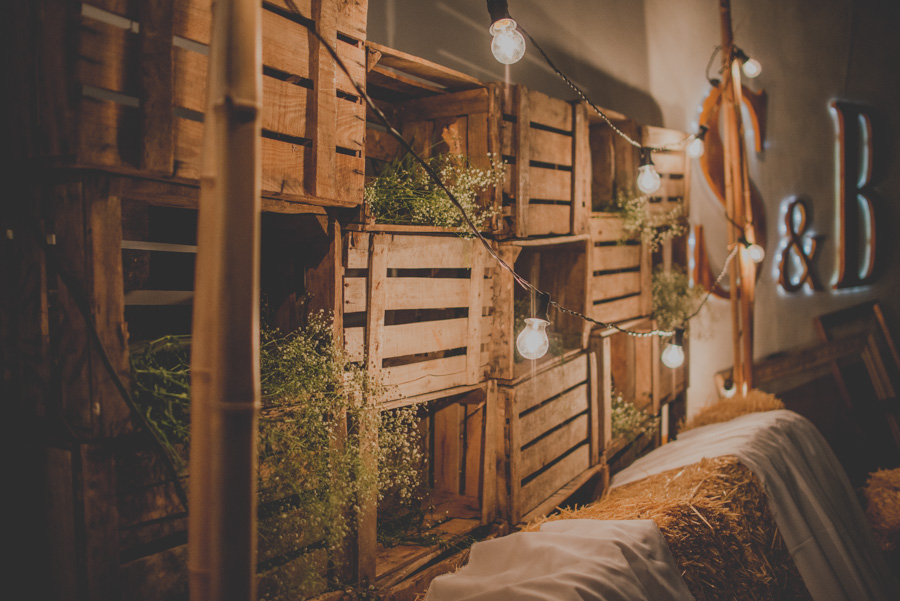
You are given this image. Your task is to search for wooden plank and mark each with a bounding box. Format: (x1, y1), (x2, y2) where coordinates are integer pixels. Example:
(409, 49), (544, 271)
(124, 290), (193, 305)
(590, 214), (627, 242)
(343, 276), (471, 313)
(307, 0), (338, 199)
(366, 41), (482, 90)
(634, 335), (654, 412)
(365, 125), (401, 162)
(480, 381), (499, 523)
(76, 13), (140, 95)
(267, 0), (366, 41)
(518, 414), (589, 477)
(514, 86), (530, 237)
(529, 167), (572, 201)
(120, 544), (188, 601)
(593, 245), (641, 271)
(397, 88), (490, 122)
(572, 102), (591, 234)
(588, 351), (600, 464)
(592, 271), (642, 302)
(463, 404), (484, 498)
(80, 444), (122, 600)
(597, 338), (612, 453)
(77, 97), (140, 169)
(382, 355), (469, 399)
(514, 354), (588, 414)
(334, 151), (365, 203)
(380, 318), (469, 359)
(529, 128), (572, 166)
(138, 0), (175, 174)
(466, 244), (487, 383)
(651, 151), (685, 175)
(465, 111), (496, 226)
(517, 383), (589, 444)
(365, 233), (386, 372)
(589, 124), (615, 209)
(516, 444), (589, 521)
(489, 244), (521, 380)
(345, 230), (368, 269)
(519, 463), (606, 525)
(527, 88), (572, 132)
(643, 125), (687, 147)
(591, 295), (645, 324)
(382, 235), (473, 269)
(525, 204), (572, 237)
(45, 449), (78, 599)
(39, 0), (77, 157)
(434, 403), (463, 493)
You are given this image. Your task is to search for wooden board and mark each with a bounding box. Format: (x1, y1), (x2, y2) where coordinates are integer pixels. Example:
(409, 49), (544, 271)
(589, 215), (651, 324)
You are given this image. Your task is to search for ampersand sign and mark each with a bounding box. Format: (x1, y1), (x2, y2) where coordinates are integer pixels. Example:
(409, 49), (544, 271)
(778, 198), (822, 292)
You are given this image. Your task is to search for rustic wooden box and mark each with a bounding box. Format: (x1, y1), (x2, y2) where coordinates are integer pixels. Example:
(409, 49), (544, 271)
(28, 0), (367, 207)
(589, 214), (652, 325)
(342, 230), (493, 404)
(587, 107), (641, 210)
(489, 235), (591, 381)
(364, 82), (590, 238)
(374, 383), (499, 595)
(499, 351), (605, 524)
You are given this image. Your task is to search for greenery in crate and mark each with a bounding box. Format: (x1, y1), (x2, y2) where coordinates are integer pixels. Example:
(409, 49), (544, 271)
(129, 312), (424, 599)
(604, 189), (688, 253)
(652, 265), (704, 332)
(364, 150), (504, 233)
(610, 387), (659, 442)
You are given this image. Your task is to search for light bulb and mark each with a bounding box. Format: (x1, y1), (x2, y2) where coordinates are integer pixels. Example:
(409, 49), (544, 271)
(490, 18), (526, 65)
(516, 318), (549, 360)
(637, 164), (661, 194)
(741, 57), (761, 79)
(687, 136), (705, 158)
(746, 242), (765, 264)
(661, 342), (685, 369)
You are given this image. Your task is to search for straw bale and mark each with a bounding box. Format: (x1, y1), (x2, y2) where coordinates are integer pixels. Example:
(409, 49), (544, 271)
(864, 467), (900, 551)
(525, 456), (811, 601)
(681, 389), (784, 432)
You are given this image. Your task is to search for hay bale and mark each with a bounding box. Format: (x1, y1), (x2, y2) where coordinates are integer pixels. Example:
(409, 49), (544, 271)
(525, 456), (810, 601)
(864, 468), (900, 551)
(681, 389), (784, 432)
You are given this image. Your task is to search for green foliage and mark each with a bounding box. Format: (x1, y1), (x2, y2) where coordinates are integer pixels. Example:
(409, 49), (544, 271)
(129, 312), (425, 599)
(652, 266), (704, 332)
(610, 388), (659, 442)
(614, 189), (688, 253)
(365, 151), (504, 233)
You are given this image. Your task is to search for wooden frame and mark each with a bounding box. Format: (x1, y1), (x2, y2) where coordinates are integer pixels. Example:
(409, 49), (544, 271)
(342, 231), (492, 404)
(489, 235), (591, 381)
(499, 351), (604, 524)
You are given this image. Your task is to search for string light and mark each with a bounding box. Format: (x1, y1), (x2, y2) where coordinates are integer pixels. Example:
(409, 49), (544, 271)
(516, 292), (551, 360)
(637, 148), (662, 194)
(734, 48), (761, 79)
(661, 328), (686, 369)
(487, 0), (525, 64)
(687, 125), (708, 159)
(740, 237), (765, 264)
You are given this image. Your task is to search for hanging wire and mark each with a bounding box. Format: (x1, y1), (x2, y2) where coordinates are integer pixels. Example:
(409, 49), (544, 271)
(517, 24), (702, 153)
(284, 1), (736, 339)
(706, 45), (723, 85)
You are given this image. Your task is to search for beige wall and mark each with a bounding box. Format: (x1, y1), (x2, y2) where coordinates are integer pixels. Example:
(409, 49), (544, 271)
(369, 0), (900, 415)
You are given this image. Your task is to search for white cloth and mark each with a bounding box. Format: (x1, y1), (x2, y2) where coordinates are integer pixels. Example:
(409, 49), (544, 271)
(612, 410), (900, 601)
(424, 519), (695, 601)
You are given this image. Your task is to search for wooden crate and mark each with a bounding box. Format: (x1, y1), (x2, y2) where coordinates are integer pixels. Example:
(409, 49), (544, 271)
(489, 235), (591, 381)
(374, 383), (499, 592)
(587, 106), (641, 210)
(499, 351), (605, 524)
(364, 82), (590, 238)
(642, 126), (691, 218)
(342, 230), (493, 404)
(589, 214), (652, 325)
(23, 0), (367, 208)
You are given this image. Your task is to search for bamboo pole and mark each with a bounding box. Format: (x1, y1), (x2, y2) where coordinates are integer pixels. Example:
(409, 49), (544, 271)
(188, 0), (262, 600)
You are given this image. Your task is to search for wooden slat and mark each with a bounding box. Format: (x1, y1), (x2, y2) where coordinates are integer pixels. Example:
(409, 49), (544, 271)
(119, 544), (188, 601)
(382, 355), (469, 399)
(480, 381), (499, 523)
(527, 89), (572, 132)
(514, 86), (530, 237)
(397, 88), (490, 122)
(365, 126), (401, 162)
(597, 339), (612, 453)
(643, 125), (687, 147)
(529, 167), (571, 201)
(138, 0), (175, 173)
(463, 404), (484, 498)
(525, 204), (572, 237)
(588, 350), (600, 464)
(590, 215), (627, 242)
(572, 101), (591, 235)
(77, 14), (139, 95)
(343, 277), (471, 313)
(365, 233), (387, 372)
(124, 290), (193, 306)
(592, 271), (642, 302)
(345, 231), (368, 269)
(307, 0), (338, 199)
(434, 403), (462, 493)
(78, 97), (140, 169)
(381, 318), (469, 359)
(652, 151), (686, 175)
(367, 41), (482, 90)
(518, 414), (589, 477)
(516, 444), (589, 521)
(593, 245), (641, 271)
(517, 383), (589, 444)
(529, 128), (572, 166)
(466, 244), (487, 383)
(514, 354), (588, 413)
(266, 0), (366, 41)
(383, 235), (473, 269)
(591, 295), (645, 325)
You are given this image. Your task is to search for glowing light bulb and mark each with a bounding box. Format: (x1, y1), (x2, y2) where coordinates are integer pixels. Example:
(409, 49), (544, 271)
(637, 164), (661, 194)
(661, 328), (685, 369)
(687, 136), (705, 158)
(742, 57), (761, 78)
(490, 18), (526, 65)
(746, 242), (765, 264)
(661, 342), (685, 369)
(517, 318), (549, 360)
(637, 148), (661, 194)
